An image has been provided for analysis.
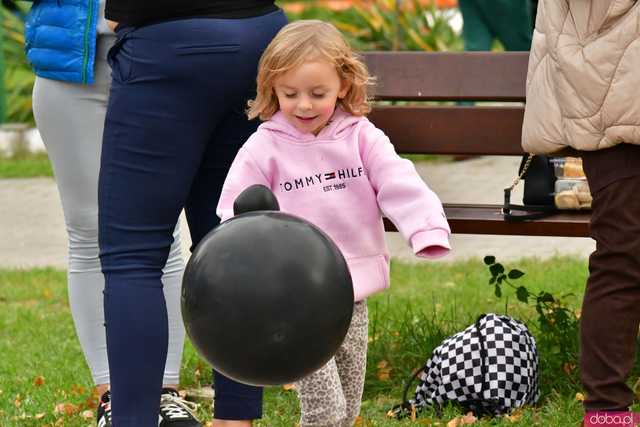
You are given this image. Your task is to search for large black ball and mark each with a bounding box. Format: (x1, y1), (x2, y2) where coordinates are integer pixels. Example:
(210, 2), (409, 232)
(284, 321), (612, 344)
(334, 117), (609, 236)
(181, 211), (354, 386)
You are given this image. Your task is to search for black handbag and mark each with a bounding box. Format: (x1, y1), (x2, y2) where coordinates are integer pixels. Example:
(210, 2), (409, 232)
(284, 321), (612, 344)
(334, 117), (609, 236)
(502, 154), (558, 221)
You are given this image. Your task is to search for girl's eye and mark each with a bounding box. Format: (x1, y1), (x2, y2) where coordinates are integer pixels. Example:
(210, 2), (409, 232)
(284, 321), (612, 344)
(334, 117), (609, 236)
(284, 93), (296, 98)
(312, 93), (326, 99)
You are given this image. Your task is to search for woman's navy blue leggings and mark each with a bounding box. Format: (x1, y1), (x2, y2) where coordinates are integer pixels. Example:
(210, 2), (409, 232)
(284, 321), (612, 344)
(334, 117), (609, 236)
(98, 12), (287, 426)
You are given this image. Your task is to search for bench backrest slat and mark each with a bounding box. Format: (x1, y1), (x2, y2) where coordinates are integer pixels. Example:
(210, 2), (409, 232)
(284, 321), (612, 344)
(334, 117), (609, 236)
(364, 51), (530, 102)
(368, 105), (525, 155)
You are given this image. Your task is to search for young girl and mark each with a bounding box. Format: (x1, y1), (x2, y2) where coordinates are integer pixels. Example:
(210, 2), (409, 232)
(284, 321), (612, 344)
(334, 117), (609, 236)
(217, 20), (451, 427)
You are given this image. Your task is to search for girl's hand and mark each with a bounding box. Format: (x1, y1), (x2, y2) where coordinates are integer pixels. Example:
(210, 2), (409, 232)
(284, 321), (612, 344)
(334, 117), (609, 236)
(107, 19), (119, 32)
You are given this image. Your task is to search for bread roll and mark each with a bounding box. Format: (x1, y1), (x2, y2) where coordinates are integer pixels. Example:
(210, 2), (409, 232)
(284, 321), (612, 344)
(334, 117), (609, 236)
(562, 161), (585, 177)
(555, 191), (580, 209)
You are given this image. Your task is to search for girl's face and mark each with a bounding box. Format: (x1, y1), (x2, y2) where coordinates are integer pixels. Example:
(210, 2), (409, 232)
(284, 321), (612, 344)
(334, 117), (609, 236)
(273, 59), (349, 135)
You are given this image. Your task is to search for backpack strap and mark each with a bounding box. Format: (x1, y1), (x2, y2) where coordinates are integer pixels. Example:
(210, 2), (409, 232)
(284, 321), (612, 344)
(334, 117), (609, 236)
(386, 361), (430, 419)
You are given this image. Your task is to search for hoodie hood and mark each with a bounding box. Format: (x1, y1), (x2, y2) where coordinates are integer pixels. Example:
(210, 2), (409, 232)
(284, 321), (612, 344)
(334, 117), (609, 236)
(259, 107), (364, 143)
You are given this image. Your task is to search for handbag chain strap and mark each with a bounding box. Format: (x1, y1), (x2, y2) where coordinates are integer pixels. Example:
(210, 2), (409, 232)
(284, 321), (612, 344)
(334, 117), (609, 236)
(503, 153), (557, 220)
(507, 153), (534, 191)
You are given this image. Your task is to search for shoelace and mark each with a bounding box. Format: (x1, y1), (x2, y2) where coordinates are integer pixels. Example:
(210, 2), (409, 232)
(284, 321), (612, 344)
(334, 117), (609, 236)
(159, 392), (200, 420)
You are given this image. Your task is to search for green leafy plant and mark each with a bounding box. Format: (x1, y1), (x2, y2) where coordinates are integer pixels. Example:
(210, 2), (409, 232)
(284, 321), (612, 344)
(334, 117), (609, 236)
(2, 5), (35, 124)
(483, 255), (579, 378)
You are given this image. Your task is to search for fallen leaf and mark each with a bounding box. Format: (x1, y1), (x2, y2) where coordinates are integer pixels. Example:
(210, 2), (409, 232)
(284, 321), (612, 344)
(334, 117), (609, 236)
(447, 418), (460, 427)
(70, 384), (86, 396)
(35, 413), (46, 420)
(563, 363), (576, 375)
(377, 367), (392, 381)
(354, 415), (363, 426)
(461, 412), (477, 424)
(447, 413), (477, 427)
(34, 376), (45, 386)
(376, 360), (392, 381)
(575, 392), (585, 402)
(85, 392), (99, 409)
(42, 288), (53, 299)
(81, 410), (94, 419)
(283, 383), (296, 391)
(14, 394), (22, 408)
(53, 403), (79, 416)
(505, 408), (523, 422)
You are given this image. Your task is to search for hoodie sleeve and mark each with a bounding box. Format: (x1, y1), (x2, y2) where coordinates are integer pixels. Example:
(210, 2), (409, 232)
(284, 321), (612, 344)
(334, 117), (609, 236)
(362, 125), (451, 259)
(216, 145), (270, 222)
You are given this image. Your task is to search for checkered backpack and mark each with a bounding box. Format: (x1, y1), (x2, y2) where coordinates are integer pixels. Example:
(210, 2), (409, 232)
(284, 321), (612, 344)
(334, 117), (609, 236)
(390, 313), (539, 418)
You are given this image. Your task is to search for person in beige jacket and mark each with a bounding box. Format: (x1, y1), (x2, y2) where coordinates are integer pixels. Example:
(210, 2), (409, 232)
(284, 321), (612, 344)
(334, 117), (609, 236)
(522, 0), (640, 415)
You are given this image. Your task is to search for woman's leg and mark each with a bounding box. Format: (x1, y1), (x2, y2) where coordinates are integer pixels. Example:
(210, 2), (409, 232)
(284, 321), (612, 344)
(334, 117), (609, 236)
(32, 34), (185, 391)
(185, 107), (266, 424)
(579, 175), (640, 411)
(99, 12), (286, 426)
(180, 12), (287, 425)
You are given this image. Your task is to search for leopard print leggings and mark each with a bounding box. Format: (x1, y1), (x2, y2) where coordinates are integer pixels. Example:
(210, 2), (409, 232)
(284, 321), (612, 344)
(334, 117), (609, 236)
(295, 301), (368, 427)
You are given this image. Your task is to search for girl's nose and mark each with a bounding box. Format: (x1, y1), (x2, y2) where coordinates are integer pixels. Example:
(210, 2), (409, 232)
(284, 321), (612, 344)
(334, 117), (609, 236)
(298, 98), (312, 110)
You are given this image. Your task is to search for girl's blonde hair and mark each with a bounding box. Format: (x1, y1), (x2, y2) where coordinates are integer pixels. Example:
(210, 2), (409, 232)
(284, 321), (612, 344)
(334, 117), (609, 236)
(247, 20), (374, 121)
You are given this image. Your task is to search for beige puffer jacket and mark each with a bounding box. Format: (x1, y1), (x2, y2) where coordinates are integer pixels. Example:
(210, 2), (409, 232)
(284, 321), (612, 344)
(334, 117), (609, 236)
(522, 0), (640, 154)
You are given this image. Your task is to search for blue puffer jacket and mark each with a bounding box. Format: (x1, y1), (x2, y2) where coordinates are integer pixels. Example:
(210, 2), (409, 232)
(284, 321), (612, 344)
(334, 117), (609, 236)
(24, 0), (100, 84)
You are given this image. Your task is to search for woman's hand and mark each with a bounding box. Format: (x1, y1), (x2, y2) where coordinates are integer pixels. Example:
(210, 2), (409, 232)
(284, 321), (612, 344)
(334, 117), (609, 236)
(107, 19), (119, 32)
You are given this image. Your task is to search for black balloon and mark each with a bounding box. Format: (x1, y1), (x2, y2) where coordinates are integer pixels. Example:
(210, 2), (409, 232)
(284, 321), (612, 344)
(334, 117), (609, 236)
(181, 188), (354, 386)
(233, 184), (280, 215)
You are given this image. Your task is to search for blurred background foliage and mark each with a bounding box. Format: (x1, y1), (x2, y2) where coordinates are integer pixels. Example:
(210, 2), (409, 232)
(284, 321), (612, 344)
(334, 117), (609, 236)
(0, 0), (462, 125)
(2, 3), (33, 124)
(280, 0), (461, 51)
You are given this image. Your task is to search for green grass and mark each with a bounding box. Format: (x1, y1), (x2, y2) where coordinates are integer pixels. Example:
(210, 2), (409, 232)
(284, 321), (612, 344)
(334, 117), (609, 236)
(1, 259), (638, 426)
(0, 153), (53, 178)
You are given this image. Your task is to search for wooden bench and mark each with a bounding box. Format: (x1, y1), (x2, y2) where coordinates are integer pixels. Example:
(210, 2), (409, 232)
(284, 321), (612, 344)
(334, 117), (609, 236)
(363, 51), (591, 238)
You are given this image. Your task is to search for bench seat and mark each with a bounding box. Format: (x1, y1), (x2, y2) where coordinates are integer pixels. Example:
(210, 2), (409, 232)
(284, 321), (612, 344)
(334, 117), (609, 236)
(364, 51), (591, 238)
(383, 204), (591, 237)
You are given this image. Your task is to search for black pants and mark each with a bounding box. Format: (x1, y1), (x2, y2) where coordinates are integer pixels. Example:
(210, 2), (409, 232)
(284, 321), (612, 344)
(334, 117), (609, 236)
(580, 143), (640, 411)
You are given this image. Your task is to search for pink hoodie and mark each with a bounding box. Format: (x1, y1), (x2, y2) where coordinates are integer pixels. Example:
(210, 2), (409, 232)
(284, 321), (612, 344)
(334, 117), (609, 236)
(217, 108), (451, 301)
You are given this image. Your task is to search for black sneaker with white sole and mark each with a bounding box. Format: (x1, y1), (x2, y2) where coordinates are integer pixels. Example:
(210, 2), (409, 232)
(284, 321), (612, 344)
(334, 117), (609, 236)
(96, 390), (112, 427)
(158, 388), (202, 427)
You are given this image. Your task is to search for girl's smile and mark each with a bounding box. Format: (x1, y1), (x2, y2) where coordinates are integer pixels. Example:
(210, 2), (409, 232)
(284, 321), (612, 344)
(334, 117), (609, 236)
(274, 60), (349, 135)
